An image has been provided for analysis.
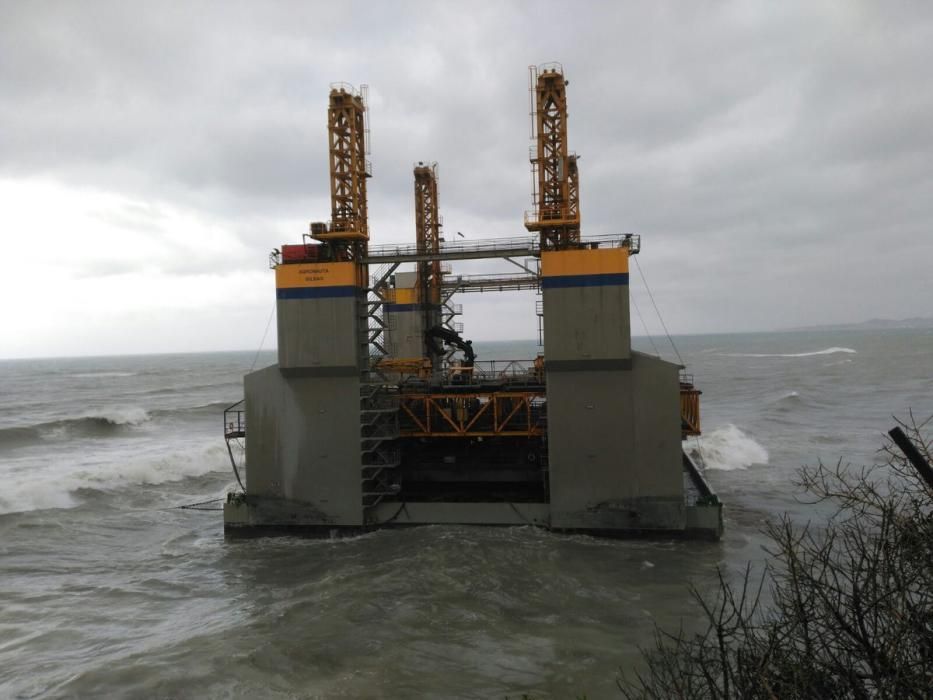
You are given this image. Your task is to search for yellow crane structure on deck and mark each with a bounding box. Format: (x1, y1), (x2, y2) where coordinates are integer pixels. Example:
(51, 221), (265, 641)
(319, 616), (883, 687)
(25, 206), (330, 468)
(524, 63), (581, 251)
(414, 162), (442, 309)
(311, 83), (371, 262)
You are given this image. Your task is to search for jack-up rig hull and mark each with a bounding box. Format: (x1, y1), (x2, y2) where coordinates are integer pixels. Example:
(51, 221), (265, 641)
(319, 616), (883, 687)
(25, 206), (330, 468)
(223, 66), (722, 539)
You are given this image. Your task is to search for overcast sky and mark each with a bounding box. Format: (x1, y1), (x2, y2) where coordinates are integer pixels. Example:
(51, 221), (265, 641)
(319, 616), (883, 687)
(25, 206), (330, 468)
(1, 1), (931, 359)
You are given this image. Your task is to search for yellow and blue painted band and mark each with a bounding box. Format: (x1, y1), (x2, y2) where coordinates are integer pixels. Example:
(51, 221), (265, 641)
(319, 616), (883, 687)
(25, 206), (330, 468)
(384, 287), (420, 312)
(540, 248), (629, 289)
(275, 262), (361, 300)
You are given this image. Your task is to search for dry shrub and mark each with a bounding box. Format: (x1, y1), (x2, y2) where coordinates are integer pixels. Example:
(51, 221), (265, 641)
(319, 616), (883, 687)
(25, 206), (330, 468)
(620, 414), (933, 699)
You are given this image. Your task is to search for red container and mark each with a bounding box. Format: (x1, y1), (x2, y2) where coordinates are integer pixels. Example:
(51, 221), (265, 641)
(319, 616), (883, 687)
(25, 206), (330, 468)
(281, 244), (320, 263)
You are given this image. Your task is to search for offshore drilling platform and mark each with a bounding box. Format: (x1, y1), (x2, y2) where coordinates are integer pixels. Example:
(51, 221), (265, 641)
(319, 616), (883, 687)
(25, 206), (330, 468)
(223, 65), (722, 539)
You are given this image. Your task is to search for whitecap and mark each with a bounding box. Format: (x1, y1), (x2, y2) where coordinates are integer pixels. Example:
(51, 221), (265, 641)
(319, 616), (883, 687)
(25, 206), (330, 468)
(691, 424), (769, 471)
(76, 444), (229, 487)
(79, 406), (151, 426)
(0, 444), (229, 515)
(721, 347), (856, 358)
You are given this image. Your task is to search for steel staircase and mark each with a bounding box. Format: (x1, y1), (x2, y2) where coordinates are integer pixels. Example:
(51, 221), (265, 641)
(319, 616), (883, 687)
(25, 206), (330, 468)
(360, 382), (401, 512)
(358, 262), (403, 516)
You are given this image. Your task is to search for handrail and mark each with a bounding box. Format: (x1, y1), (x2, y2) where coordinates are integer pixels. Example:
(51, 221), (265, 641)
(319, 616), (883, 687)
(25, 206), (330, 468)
(224, 399), (245, 439)
(329, 81), (359, 95)
(364, 232), (640, 263)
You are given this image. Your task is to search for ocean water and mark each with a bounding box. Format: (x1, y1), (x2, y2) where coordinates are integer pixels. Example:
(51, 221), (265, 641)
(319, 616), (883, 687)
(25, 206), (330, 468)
(1, 330), (931, 698)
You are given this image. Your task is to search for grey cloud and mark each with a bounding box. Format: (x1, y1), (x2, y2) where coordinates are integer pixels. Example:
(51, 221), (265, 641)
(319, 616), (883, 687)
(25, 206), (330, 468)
(2, 0), (933, 354)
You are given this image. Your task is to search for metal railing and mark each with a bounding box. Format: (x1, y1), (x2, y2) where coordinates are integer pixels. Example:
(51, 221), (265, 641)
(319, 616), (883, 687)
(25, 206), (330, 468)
(385, 359), (545, 388)
(366, 235), (539, 261)
(224, 400), (245, 439)
(366, 232), (639, 262)
(442, 272), (540, 293)
(470, 359), (538, 380)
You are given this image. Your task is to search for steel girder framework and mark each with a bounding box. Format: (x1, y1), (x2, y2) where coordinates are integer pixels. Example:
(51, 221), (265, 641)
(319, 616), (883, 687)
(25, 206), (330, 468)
(524, 64), (581, 250)
(680, 385), (702, 438)
(399, 391), (546, 437)
(314, 84), (370, 260)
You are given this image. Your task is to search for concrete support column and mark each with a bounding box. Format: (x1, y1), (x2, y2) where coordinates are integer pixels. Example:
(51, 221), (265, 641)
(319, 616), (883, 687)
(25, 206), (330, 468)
(542, 246), (684, 532)
(237, 260), (365, 527)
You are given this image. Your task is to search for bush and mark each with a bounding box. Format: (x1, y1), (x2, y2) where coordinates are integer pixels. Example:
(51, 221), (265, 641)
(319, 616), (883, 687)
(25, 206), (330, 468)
(620, 414), (933, 699)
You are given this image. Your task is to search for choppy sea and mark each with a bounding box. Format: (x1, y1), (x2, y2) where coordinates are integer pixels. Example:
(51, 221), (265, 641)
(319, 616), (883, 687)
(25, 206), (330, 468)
(1, 330), (931, 698)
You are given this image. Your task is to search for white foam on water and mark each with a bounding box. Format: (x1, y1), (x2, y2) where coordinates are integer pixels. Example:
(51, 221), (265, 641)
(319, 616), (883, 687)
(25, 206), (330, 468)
(76, 444), (229, 487)
(722, 347), (857, 358)
(0, 478), (79, 513)
(0, 443), (229, 515)
(693, 424), (769, 471)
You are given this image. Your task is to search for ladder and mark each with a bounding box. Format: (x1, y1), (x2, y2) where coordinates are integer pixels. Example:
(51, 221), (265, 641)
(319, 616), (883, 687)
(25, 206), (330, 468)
(360, 382), (401, 513)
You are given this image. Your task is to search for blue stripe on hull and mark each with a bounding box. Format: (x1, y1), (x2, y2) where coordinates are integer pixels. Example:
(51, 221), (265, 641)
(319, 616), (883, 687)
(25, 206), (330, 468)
(385, 303), (420, 312)
(541, 273), (629, 289)
(276, 286), (358, 300)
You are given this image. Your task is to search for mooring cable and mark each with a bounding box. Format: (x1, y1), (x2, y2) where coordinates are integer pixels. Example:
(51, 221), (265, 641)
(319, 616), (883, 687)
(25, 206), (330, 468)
(172, 497), (225, 511)
(249, 301), (277, 372)
(631, 292), (662, 357)
(633, 255), (685, 368)
(226, 439), (247, 493)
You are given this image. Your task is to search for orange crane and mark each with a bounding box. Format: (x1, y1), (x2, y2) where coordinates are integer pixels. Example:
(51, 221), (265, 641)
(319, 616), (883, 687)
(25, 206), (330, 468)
(310, 83), (371, 261)
(524, 63), (580, 250)
(413, 162), (442, 308)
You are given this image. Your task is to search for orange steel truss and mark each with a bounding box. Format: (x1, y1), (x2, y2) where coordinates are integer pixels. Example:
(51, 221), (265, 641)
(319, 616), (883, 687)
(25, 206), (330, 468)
(414, 162), (442, 306)
(680, 386), (702, 437)
(400, 391), (546, 437)
(316, 84), (370, 250)
(524, 64), (580, 250)
(375, 357), (432, 377)
(567, 153), (580, 224)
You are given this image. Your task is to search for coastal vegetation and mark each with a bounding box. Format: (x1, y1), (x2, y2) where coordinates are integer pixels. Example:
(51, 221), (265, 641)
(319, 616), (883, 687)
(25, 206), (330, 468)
(621, 414), (933, 699)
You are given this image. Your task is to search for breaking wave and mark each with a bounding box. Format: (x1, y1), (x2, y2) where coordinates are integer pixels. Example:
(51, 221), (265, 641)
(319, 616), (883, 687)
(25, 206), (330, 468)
(0, 402), (236, 449)
(691, 424), (769, 471)
(769, 390), (806, 412)
(0, 407), (152, 447)
(81, 406), (151, 426)
(722, 347), (857, 358)
(0, 444), (230, 515)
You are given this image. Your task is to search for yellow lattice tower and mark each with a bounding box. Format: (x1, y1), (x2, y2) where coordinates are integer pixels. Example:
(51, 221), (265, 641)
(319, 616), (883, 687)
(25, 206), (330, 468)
(414, 162), (442, 306)
(524, 64), (581, 250)
(313, 83), (371, 259)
